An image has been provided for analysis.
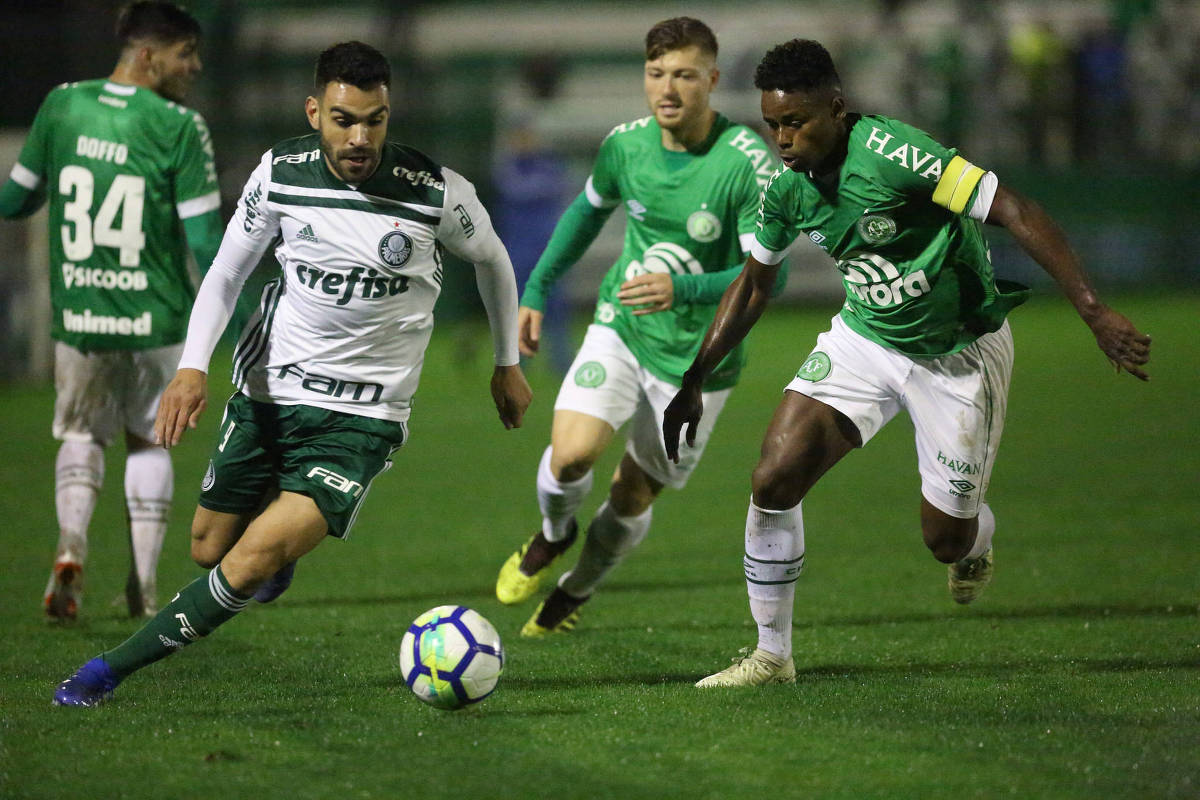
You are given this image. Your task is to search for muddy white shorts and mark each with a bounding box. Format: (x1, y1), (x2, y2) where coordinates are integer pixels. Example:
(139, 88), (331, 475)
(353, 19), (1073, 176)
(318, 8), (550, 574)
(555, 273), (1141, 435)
(53, 341), (184, 446)
(785, 314), (1013, 518)
(554, 324), (731, 489)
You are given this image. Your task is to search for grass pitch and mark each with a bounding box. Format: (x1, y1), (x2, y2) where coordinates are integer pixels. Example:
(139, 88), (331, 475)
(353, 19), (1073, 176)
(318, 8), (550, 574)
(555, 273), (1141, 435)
(1, 293), (1197, 799)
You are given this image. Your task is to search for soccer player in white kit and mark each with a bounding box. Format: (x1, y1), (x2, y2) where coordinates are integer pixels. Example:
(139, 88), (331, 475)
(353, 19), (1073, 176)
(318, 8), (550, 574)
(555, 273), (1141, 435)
(52, 41), (530, 707)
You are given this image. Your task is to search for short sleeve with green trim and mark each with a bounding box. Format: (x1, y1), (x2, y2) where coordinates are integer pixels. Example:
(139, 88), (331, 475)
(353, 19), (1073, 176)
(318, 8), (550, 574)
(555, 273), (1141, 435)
(752, 114), (1028, 357)
(586, 114), (778, 389)
(17, 79), (220, 351)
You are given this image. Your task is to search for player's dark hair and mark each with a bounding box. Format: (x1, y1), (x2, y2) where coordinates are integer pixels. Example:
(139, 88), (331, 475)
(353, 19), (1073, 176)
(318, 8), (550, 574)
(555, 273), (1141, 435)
(314, 41), (391, 91)
(645, 17), (718, 61)
(115, 2), (201, 46)
(754, 39), (841, 94)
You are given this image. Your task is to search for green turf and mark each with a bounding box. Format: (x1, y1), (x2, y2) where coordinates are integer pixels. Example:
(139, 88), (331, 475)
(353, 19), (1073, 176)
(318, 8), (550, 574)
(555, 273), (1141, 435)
(1, 294), (1197, 799)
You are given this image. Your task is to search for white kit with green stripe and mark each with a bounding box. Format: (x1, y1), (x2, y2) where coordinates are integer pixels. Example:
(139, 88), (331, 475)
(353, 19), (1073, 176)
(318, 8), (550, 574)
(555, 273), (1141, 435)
(221, 134), (497, 422)
(752, 114), (1030, 357)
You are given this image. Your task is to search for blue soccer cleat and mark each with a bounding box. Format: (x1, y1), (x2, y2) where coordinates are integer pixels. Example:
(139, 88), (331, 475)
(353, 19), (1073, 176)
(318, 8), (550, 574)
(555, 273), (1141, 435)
(253, 561), (296, 603)
(54, 657), (119, 707)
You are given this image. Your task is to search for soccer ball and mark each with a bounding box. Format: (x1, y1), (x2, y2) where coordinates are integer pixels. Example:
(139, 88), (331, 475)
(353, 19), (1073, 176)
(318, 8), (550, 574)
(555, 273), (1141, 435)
(399, 605), (504, 710)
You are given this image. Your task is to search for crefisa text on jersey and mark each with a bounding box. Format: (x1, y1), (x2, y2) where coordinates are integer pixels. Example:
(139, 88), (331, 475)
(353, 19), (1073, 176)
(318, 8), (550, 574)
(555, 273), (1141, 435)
(294, 263), (409, 305)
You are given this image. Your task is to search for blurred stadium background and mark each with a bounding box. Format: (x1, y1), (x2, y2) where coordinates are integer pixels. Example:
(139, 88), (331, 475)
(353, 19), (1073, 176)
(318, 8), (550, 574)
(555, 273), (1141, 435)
(2, 0), (1197, 380)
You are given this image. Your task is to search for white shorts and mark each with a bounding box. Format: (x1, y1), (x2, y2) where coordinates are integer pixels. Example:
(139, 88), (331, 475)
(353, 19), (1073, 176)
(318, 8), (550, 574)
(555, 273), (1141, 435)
(53, 341), (184, 446)
(786, 314), (1014, 518)
(554, 324), (732, 489)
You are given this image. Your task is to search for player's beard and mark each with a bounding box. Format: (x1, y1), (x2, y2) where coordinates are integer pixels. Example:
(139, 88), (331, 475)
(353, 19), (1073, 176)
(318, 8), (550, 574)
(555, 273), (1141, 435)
(321, 140), (379, 183)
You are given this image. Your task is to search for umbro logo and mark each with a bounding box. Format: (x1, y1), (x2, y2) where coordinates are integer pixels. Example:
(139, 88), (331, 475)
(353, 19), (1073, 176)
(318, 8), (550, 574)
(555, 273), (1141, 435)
(296, 223), (319, 243)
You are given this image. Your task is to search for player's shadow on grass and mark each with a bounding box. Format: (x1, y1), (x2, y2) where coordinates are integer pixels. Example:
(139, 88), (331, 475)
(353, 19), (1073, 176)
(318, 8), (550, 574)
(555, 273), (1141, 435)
(593, 600), (1197, 635)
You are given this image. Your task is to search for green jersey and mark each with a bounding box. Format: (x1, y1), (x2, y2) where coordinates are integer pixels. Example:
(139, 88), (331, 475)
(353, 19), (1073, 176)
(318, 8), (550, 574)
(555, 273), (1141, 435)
(14, 79), (219, 350)
(754, 114), (1029, 357)
(585, 114), (777, 389)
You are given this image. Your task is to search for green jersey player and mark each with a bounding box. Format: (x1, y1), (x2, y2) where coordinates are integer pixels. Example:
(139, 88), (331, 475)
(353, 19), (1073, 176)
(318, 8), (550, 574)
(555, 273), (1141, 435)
(494, 17), (784, 636)
(0, 2), (223, 621)
(664, 39), (1151, 687)
(52, 42), (530, 707)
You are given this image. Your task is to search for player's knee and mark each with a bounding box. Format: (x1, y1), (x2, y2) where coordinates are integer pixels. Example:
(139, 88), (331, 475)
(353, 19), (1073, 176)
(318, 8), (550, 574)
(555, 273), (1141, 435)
(923, 523), (975, 563)
(190, 518), (232, 568)
(750, 461), (804, 510)
(550, 450), (597, 483)
(609, 482), (653, 517)
(190, 533), (222, 569)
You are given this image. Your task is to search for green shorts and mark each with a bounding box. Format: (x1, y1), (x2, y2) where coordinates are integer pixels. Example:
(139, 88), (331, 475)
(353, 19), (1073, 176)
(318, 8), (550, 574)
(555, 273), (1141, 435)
(198, 393), (407, 539)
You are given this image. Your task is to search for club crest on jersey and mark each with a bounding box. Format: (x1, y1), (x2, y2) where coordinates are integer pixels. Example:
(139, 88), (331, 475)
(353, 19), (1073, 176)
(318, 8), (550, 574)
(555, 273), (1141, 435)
(202, 460), (215, 492)
(379, 230), (413, 267)
(686, 209), (722, 243)
(857, 213), (898, 245)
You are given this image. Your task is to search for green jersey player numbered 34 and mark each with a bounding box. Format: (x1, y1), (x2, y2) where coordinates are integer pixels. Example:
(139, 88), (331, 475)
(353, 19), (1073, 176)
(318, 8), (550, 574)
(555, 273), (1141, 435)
(0, 2), (223, 622)
(52, 41), (531, 707)
(664, 40), (1151, 687)
(494, 17), (785, 637)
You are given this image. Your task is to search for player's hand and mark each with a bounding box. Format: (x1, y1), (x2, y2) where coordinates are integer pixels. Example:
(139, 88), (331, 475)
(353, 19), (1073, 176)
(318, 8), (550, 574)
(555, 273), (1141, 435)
(154, 368), (208, 449)
(491, 364), (532, 429)
(662, 377), (704, 463)
(618, 273), (674, 315)
(1086, 306), (1152, 381)
(518, 306), (542, 357)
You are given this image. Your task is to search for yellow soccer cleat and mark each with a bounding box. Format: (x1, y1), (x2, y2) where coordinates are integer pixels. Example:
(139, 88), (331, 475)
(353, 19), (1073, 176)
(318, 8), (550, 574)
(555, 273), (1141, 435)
(948, 547), (993, 605)
(495, 520), (577, 605)
(519, 587), (587, 638)
(694, 647), (796, 687)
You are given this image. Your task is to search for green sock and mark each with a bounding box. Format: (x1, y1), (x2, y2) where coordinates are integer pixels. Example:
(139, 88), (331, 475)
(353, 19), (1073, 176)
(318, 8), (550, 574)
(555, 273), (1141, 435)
(103, 564), (250, 679)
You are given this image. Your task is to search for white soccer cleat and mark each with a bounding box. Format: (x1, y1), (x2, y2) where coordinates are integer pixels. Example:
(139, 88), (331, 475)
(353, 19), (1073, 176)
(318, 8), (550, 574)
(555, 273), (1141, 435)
(44, 559), (83, 621)
(948, 547), (994, 605)
(694, 646), (796, 687)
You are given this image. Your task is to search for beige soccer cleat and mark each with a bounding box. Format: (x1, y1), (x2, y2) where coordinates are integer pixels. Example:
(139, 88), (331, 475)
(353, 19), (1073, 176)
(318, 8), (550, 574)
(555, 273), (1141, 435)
(694, 646), (796, 687)
(519, 587), (587, 638)
(495, 520), (577, 605)
(948, 547), (994, 605)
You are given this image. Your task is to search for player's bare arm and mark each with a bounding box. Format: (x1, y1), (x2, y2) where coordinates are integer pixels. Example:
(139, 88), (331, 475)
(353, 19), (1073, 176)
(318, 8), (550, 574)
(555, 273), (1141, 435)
(154, 368), (208, 449)
(664, 257), (778, 462)
(490, 364), (532, 430)
(617, 272), (675, 315)
(986, 185), (1152, 380)
(517, 306), (542, 356)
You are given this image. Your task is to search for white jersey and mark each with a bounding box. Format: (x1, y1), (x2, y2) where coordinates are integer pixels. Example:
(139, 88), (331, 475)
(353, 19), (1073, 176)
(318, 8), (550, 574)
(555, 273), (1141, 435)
(180, 134), (519, 422)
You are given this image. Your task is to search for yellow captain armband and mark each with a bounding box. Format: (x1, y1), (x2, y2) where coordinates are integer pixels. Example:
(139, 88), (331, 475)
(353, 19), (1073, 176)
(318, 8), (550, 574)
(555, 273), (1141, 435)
(931, 155), (986, 214)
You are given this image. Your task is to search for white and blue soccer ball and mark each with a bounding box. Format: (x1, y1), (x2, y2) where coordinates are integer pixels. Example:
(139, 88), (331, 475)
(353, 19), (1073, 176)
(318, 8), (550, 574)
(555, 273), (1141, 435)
(399, 605), (504, 710)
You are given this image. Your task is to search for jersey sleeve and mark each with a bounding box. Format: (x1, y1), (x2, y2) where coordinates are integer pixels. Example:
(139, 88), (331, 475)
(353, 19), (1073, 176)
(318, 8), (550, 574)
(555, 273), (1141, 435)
(171, 109), (220, 221)
(750, 170), (799, 266)
(584, 134), (622, 209)
(861, 119), (997, 221)
(177, 154), (277, 373)
(437, 168), (520, 365)
(10, 88), (61, 191)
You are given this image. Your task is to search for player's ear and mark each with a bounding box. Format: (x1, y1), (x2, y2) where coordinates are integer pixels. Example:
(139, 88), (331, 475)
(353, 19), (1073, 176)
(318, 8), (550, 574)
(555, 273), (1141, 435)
(304, 96), (320, 130)
(709, 66), (720, 92)
(829, 92), (846, 120)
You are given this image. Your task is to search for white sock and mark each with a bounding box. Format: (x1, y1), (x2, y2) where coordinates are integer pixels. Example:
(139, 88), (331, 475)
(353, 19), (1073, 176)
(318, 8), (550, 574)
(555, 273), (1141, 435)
(55, 440), (104, 564)
(560, 500), (652, 598)
(536, 445), (592, 542)
(125, 447), (173, 595)
(744, 499), (805, 659)
(964, 503), (995, 560)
